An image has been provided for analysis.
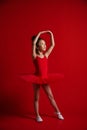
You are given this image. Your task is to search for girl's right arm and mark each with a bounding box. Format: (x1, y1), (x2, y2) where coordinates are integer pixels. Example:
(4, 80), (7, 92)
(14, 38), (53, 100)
(32, 32), (40, 59)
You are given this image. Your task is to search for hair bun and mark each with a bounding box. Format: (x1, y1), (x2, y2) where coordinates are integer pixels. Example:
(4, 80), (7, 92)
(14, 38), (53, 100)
(31, 35), (37, 41)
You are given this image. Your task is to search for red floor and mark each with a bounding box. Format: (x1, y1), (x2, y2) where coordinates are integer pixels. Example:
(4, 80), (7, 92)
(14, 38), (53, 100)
(0, 112), (87, 130)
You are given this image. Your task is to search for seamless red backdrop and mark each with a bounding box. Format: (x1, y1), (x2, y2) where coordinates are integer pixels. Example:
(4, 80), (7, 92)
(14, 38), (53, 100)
(0, 0), (87, 120)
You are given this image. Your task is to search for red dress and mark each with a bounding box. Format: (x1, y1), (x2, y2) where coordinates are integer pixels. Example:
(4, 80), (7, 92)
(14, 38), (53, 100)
(20, 56), (64, 85)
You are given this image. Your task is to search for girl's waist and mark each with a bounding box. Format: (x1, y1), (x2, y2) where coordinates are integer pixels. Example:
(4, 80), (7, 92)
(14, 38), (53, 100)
(34, 72), (48, 78)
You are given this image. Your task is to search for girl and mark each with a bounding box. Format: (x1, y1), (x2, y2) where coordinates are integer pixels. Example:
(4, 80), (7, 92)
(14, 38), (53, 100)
(32, 30), (64, 122)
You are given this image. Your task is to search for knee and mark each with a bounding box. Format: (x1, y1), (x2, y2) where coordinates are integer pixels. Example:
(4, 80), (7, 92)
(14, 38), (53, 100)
(48, 94), (54, 100)
(34, 97), (39, 102)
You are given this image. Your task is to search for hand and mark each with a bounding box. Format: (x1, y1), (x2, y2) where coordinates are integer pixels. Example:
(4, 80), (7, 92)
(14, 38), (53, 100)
(38, 30), (53, 35)
(46, 30), (52, 33)
(47, 30), (53, 34)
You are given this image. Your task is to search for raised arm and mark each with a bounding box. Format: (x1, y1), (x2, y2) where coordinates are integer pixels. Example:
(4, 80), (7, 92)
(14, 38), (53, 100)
(32, 30), (51, 59)
(45, 31), (55, 58)
(32, 32), (41, 59)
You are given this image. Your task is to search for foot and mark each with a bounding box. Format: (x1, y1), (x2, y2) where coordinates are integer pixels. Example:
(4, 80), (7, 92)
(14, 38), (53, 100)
(36, 116), (43, 122)
(56, 112), (64, 120)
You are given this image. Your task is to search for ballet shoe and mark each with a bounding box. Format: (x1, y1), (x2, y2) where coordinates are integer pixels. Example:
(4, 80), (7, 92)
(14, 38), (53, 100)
(55, 112), (64, 120)
(36, 116), (43, 122)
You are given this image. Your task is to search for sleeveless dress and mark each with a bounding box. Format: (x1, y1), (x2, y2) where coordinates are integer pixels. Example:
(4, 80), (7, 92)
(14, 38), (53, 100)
(20, 56), (64, 85)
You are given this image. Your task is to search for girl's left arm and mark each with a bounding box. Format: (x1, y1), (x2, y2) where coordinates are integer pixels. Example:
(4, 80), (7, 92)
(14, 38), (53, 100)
(45, 31), (55, 58)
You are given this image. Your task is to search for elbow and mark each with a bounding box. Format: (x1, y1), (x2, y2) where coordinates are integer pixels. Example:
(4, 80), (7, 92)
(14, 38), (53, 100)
(53, 43), (55, 48)
(51, 41), (55, 47)
(51, 44), (55, 48)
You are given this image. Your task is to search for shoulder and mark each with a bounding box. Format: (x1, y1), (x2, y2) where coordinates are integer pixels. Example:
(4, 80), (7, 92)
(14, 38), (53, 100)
(32, 54), (41, 60)
(32, 54), (37, 60)
(44, 53), (48, 59)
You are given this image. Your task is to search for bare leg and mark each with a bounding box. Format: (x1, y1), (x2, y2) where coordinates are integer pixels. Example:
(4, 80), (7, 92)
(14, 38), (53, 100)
(42, 84), (60, 113)
(42, 84), (64, 120)
(33, 84), (43, 122)
(33, 84), (40, 117)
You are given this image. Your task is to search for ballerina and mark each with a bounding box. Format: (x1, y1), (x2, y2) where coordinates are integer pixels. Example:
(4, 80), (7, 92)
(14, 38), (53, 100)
(31, 30), (64, 122)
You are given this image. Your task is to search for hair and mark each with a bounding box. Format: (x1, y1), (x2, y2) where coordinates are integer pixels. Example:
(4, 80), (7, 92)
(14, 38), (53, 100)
(31, 35), (43, 54)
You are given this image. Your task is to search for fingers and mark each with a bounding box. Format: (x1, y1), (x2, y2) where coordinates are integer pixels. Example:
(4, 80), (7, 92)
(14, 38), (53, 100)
(38, 30), (53, 34)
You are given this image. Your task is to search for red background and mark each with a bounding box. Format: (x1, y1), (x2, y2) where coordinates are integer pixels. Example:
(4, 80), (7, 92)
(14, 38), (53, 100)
(0, 0), (87, 130)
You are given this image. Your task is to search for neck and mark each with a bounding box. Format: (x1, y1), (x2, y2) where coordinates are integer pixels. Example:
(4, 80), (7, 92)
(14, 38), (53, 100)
(38, 51), (43, 55)
(37, 51), (45, 58)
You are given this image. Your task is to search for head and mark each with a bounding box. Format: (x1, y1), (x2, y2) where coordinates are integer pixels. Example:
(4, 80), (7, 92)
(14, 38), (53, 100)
(32, 35), (46, 54)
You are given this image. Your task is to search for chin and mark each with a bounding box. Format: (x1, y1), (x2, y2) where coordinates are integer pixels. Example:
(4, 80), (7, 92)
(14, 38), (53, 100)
(43, 48), (46, 51)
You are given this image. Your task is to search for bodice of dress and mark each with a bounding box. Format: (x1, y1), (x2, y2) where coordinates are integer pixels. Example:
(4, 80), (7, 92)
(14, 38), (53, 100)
(20, 56), (64, 85)
(33, 56), (48, 78)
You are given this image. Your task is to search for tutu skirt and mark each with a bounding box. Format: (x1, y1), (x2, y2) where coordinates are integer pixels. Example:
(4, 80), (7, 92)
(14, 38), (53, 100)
(20, 73), (64, 85)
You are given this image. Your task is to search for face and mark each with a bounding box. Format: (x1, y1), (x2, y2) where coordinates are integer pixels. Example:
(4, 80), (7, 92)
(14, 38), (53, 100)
(38, 39), (46, 52)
